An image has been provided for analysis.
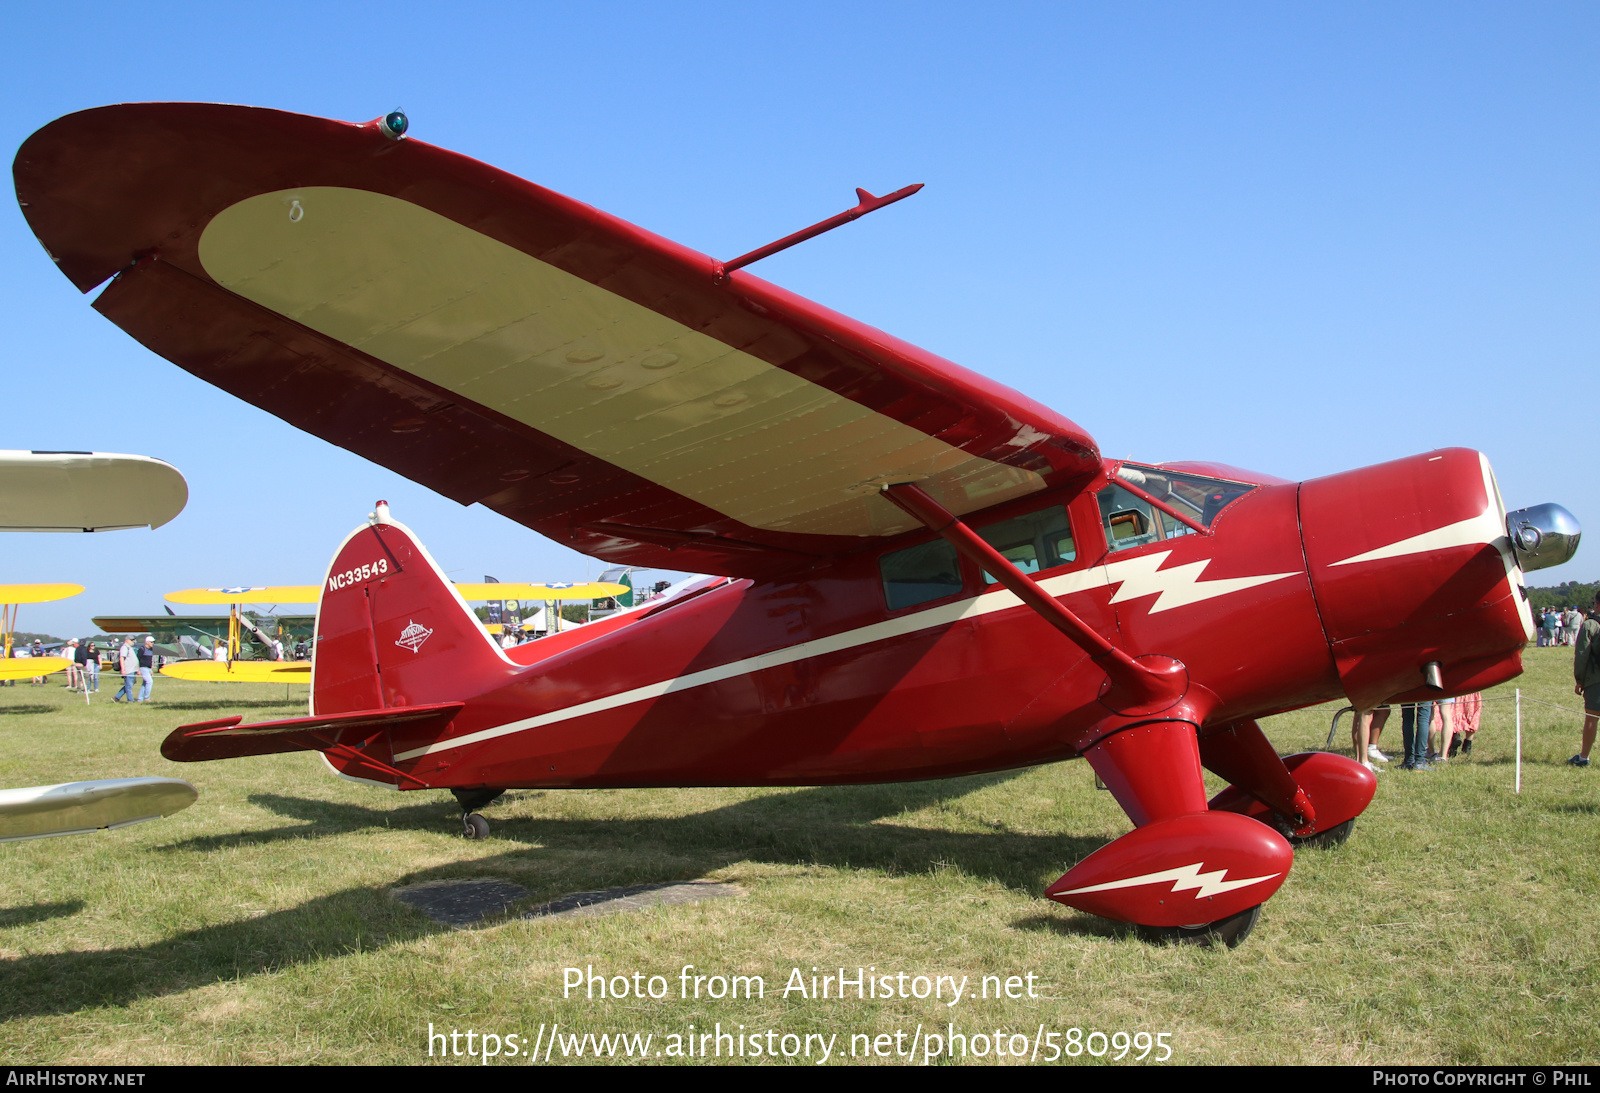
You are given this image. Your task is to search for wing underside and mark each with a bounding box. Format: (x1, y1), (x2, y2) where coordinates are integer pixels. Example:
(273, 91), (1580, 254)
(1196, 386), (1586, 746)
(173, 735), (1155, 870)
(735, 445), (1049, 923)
(17, 104), (1100, 576)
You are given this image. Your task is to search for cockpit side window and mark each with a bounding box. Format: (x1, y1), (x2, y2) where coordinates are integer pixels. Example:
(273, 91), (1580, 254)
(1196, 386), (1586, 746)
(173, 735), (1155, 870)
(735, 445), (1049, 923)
(1098, 485), (1166, 552)
(974, 505), (1076, 585)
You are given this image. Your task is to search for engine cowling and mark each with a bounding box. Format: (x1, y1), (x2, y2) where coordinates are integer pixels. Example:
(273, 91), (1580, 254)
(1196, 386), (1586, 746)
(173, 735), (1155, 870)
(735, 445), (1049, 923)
(1299, 449), (1542, 707)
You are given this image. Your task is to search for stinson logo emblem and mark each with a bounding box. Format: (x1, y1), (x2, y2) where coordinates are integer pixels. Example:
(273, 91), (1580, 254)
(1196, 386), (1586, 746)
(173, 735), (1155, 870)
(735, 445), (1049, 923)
(395, 620), (434, 654)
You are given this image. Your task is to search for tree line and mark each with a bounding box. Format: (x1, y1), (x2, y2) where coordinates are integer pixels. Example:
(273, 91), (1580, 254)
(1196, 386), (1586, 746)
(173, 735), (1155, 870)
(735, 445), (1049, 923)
(1527, 580), (1597, 612)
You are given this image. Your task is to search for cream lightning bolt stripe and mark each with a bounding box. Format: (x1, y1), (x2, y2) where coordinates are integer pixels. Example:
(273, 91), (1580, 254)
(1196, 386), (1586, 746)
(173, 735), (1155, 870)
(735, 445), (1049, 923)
(1056, 861), (1282, 900)
(1329, 452), (1510, 568)
(393, 551), (1298, 762)
(1328, 509), (1506, 567)
(1102, 553), (1296, 613)
(1325, 453), (1532, 641)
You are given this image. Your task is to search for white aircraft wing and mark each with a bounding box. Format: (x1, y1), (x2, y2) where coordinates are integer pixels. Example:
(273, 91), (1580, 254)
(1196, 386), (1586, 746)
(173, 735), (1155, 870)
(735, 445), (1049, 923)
(0, 777), (198, 842)
(0, 451), (187, 532)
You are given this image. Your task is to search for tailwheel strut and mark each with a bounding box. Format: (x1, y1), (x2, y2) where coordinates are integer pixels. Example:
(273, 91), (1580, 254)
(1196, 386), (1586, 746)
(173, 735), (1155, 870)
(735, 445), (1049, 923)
(451, 786), (505, 840)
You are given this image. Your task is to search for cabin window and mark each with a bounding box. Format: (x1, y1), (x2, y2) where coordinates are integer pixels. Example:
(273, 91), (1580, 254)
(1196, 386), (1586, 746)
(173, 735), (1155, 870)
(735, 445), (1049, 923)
(975, 506), (1076, 585)
(880, 539), (963, 610)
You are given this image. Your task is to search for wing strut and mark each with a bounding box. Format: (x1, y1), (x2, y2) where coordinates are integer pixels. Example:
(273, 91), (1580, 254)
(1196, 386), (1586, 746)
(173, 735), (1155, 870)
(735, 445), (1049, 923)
(714, 184), (923, 281)
(880, 482), (1187, 715)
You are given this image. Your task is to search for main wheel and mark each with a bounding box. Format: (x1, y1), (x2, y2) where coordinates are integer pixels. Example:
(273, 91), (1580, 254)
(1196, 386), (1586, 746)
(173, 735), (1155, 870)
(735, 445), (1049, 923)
(1139, 904), (1261, 949)
(1290, 817), (1354, 850)
(462, 813), (490, 840)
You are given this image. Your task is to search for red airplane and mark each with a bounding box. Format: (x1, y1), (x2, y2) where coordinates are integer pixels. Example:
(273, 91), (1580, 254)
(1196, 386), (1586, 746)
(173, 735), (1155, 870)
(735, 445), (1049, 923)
(15, 104), (1580, 946)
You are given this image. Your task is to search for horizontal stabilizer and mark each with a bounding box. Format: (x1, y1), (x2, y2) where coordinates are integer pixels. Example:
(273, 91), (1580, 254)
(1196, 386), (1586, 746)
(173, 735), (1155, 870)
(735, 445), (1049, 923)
(0, 776), (197, 842)
(162, 702), (463, 762)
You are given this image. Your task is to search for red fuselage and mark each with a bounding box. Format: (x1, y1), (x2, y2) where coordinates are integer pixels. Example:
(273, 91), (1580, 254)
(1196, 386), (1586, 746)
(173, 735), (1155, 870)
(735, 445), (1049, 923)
(327, 447), (1529, 793)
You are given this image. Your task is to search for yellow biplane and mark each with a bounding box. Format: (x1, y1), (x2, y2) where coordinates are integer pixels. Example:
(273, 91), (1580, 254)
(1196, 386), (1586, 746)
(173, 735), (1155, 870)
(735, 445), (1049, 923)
(154, 587), (318, 682)
(0, 583), (83, 681)
(154, 582), (626, 680)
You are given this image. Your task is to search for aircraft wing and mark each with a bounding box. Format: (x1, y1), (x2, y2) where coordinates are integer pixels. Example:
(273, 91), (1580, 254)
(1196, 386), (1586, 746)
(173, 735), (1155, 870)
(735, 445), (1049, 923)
(0, 583), (83, 604)
(165, 587), (320, 605)
(0, 777), (197, 842)
(92, 614), (315, 640)
(0, 451), (186, 532)
(453, 582), (626, 601)
(17, 104), (1100, 578)
(0, 657), (72, 680)
(95, 614), (229, 638)
(161, 660), (311, 682)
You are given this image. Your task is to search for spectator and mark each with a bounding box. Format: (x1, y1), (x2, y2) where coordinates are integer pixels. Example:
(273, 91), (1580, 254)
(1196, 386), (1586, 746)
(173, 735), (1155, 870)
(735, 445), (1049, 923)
(137, 636), (156, 702)
(112, 639), (138, 703)
(1433, 697), (1458, 763)
(1570, 591), (1600, 768)
(1353, 705), (1391, 772)
(1563, 605), (1584, 647)
(78, 640), (99, 694)
(1449, 692), (1482, 756)
(10, 641), (29, 687)
(1400, 700), (1435, 771)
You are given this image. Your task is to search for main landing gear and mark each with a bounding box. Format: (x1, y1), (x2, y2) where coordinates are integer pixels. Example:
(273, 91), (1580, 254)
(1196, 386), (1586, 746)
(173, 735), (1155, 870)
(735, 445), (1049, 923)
(1139, 904), (1262, 949)
(452, 786), (505, 840)
(1287, 817), (1355, 850)
(1047, 720), (1378, 948)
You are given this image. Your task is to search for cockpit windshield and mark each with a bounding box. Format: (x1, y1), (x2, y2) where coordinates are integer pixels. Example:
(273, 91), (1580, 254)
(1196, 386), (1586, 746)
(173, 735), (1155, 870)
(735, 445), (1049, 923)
(1097, 465), (1255, 555)
(1116, 465), (1254, 528)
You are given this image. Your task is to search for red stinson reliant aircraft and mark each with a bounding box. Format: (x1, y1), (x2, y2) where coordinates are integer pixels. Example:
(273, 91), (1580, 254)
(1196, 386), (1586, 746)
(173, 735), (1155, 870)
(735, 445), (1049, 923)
(14, 105), (1580, 945)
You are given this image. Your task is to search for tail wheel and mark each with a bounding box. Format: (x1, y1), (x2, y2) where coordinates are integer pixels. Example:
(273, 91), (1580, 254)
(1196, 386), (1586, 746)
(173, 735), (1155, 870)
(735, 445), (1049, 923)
(1140, 904), (1261, 949)
(462, 813), (490, 840)
(1290, 818), (1355, 850)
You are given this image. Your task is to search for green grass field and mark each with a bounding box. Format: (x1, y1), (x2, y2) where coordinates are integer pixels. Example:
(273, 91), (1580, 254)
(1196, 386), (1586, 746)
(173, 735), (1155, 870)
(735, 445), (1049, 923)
(0, 649), (1594, 1065)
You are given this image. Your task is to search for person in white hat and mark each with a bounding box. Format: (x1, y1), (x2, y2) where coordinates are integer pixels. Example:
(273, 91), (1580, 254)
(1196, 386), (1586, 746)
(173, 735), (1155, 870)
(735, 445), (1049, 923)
(64, 639), (81, 692)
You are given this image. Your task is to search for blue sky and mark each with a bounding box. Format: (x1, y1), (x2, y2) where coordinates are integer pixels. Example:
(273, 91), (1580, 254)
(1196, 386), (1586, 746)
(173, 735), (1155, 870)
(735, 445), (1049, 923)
(1, 2), (1595, 637)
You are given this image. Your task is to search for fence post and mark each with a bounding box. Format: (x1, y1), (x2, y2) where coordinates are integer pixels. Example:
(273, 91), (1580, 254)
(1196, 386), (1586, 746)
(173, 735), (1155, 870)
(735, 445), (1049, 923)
(1515, 687), (1522, 794)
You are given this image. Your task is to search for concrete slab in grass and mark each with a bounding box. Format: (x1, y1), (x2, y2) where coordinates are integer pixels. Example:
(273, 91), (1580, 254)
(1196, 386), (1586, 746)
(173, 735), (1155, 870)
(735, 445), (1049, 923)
(393, 878), (530, 928)
(523, 881), (741, 922)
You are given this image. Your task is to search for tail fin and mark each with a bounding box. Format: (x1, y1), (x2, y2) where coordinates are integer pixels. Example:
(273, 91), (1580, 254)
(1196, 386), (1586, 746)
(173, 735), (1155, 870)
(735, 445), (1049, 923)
(313, 502), (513, 715)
